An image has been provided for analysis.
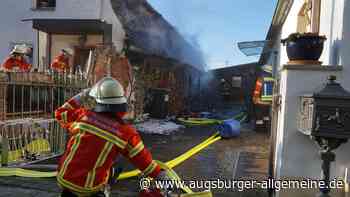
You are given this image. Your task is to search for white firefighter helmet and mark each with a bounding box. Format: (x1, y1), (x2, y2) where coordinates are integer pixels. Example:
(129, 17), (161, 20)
(89, 77), (127, 105)
(89, 77), (127, 113)
(10, 44), (28, 55)
(61, 48), (74, 56)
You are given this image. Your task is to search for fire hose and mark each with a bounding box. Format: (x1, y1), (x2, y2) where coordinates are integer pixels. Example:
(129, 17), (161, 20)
(177, 112), (246, 126)
(0, 132), (221, 179)
(0, 112), (246, 182)
(0, 133), (220, 197)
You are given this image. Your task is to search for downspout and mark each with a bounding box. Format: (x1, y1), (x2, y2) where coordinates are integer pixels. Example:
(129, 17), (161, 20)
(99, 0), (105, 20)
(266, 1), (294, 197)
(36, 30), (40, 70)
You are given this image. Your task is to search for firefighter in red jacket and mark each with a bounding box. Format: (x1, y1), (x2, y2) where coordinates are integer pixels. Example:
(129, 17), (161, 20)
(1, 45), (32, 72)
(252, 77), (263, 104)
(51, 48), (72, 73)
(55, 77), (166, 196)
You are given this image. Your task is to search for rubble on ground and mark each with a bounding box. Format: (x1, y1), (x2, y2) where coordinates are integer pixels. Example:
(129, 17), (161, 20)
(135, 119), (184, 135)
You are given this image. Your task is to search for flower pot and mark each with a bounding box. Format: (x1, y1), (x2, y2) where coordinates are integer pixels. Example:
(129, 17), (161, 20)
(282, 33), (326, 62)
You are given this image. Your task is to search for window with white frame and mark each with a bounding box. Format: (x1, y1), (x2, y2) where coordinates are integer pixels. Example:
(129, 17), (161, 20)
(232, 76), (242, 88)
(33, 0), (56, 9)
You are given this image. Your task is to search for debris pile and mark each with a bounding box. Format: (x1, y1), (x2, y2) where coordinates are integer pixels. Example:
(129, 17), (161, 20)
(135, 119), (184, 135)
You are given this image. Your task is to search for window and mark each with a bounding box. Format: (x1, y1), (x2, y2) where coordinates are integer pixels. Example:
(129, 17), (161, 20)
(297, 0), (321, 33)
(232, 76), (242, 88)
(33, 0), (56, 9)
(263, 81), (273, 97)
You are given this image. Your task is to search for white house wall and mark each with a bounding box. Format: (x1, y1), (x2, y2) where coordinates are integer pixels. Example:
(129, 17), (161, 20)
(0, 0), (125, 68)
(279, 0), (305, 67)
(276, 0), (350, 182)
(30, 0), (101, 19)
(0, 1), (36, 65)
(100, 0), (126, 52)
(280, 0), (346, 67)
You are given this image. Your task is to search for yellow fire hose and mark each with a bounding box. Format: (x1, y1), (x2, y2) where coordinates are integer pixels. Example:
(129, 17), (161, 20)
(177, 118), (222, 126)
(118, 132), (221, 180)
(156, 161), (213, 197)
(177, 112), (246, 126)
(0, 132), (221, 180)
(0, 167), (57, 178)
(0, 112), (245, 186)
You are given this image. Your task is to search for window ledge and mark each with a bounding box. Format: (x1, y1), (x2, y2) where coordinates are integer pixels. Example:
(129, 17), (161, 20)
(31, 7), (55, 11)
(282, 64), (343, 71)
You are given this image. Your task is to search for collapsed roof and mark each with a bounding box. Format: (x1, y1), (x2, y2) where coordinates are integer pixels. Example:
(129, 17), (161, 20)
(110, 0), (205, 71)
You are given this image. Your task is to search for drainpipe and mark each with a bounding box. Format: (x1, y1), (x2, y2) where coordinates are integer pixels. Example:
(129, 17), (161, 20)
(99, 0), (105, 19)
(268, 50), (279, 197)
(272, 51), (279, 78)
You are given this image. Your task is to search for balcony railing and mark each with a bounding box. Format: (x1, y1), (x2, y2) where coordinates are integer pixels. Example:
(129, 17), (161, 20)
(0, 71), (88, 120)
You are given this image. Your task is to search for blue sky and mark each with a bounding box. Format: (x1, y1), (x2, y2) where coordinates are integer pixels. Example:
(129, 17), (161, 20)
(147, 0), (277, 69)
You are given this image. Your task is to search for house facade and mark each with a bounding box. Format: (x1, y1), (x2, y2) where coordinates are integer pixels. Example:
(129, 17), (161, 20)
(0, 0), (125, 71)
(0, 0), (205, 118)
(261, 0), (350, 196)
(209, 63), (259, 117)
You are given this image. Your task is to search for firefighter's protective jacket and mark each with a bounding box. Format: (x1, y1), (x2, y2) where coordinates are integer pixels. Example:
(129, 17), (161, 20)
(1, 56), (32, 72)
(253, 77), (263, 104)
(51, 54), (70, 72)
(55, 93), (161, 195)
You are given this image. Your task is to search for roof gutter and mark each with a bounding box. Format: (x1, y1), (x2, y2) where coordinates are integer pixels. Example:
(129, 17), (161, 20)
(272, 0), (294, 26)
(258, 0), (294, 65)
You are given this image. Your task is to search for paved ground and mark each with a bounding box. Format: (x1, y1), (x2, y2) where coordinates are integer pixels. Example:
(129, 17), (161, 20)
(0, 105), (270, 197)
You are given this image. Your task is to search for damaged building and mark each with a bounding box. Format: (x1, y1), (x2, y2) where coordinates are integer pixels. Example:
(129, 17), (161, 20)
(103, 0), (206, 118)
(0, 0), (205, 166)
(209, 62), (272, 127)
(211, 63), (259, 103)
(0, 0), (205, 119)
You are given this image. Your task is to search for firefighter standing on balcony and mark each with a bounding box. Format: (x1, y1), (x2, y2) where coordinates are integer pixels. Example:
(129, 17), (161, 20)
(51, 48), (73, 73)
(1, 44), (32, 72)
(55, 77), (167, 197)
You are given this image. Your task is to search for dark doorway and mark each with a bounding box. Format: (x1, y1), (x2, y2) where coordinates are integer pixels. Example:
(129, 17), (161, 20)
(73, 47), (94, 74)
(144, 88), (170, 119)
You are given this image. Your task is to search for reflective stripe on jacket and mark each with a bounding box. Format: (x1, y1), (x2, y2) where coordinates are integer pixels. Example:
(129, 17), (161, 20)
(55, 94), (161, 195)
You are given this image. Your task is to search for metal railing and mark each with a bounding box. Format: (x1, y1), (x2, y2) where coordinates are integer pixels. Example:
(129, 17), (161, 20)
(0, 71), (87, 120)
(0, 71), (88, 166)
(0, 118), (66, 166)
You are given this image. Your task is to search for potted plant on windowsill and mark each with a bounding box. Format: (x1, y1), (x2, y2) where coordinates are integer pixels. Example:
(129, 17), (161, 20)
(281, 32), (327, 65)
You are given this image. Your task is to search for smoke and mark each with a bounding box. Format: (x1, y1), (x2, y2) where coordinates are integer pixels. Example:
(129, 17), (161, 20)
(146, 0), (209, 70)
(183, 33), (209, 70)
